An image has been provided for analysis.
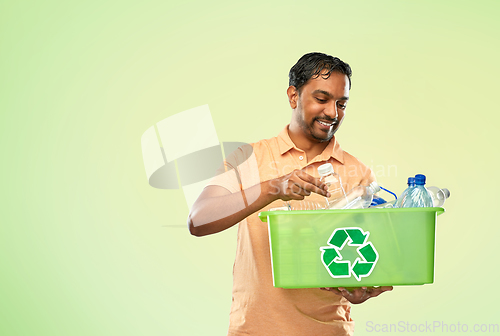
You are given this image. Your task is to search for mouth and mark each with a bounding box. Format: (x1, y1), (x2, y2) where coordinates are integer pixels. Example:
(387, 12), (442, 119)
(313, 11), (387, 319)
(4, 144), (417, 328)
(315, 119), (337, 129)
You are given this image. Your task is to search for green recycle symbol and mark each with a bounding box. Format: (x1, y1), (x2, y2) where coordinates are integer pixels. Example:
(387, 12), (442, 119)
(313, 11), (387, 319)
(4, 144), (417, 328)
(320, 227), (379, 281)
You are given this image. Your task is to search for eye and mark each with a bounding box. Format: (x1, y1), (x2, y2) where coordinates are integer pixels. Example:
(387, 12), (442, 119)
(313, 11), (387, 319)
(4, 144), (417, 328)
(337, 103), (347, 109)
(316, 97), (327, 103)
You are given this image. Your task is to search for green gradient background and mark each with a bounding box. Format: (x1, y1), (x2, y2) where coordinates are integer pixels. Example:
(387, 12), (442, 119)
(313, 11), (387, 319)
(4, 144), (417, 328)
(1, 1), (499, 335)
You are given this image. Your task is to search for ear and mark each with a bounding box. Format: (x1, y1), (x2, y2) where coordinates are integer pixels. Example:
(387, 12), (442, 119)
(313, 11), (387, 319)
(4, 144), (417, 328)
(287, 86), (298, 109)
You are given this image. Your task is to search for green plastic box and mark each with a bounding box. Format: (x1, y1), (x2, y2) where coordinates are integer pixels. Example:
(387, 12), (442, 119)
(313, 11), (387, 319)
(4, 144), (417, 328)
(259, 207), (445, 288)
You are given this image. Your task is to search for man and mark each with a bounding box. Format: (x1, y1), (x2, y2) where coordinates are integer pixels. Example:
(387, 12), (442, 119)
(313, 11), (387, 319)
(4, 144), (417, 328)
(188, 52), (392, 335)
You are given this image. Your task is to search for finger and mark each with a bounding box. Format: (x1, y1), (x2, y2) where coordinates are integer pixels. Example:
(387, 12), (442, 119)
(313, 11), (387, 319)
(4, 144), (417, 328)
(368, 286), (393, 298)
(337, 287), (352, 297)
(296, 171), (329, 196)
(301, 172), (329, 194)
(348, 287), (372, 301)
(285, 184), (308, 201)
(292, 178), (329, 197)
(285, 193), (305, 201)
(290, 183), (311, 197)
(293, 181), (322, 197)
(325, 287), (343, 296)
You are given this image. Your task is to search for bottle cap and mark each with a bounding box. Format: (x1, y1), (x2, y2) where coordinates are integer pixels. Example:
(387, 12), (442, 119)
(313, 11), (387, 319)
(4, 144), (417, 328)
(318, 163), (334, 176)
(442, 188), (450, 198)
(369, 181), (381, 193)
(414, 174), (426, 185)
(371, 196), (387, 205)
(407, 177), (415, 185)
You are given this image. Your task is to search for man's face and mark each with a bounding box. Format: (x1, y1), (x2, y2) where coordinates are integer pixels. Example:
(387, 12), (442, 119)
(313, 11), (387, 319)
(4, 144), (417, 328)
(290, 71), (350, 143)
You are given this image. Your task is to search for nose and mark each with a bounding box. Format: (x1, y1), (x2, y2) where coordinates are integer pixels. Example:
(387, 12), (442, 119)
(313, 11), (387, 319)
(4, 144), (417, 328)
(324, 101), (338, 120)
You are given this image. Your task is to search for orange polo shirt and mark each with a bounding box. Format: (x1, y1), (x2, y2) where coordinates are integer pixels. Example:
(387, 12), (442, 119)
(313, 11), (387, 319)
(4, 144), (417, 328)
(206, 125), (376, 336)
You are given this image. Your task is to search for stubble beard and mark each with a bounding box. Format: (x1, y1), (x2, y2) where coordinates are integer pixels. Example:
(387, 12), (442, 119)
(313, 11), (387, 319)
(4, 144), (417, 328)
(296, 112), (334, 143)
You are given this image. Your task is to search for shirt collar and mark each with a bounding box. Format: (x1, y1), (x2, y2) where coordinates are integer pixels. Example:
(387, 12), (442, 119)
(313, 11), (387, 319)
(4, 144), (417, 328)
(277, 125), (345, 164)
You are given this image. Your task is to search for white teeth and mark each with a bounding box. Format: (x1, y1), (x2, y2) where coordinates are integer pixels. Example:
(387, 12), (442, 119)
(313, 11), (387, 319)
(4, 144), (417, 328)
(317, 120), (333, 126)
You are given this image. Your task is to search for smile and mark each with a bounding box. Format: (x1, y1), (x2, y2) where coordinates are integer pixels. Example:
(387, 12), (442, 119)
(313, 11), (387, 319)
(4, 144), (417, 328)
(316, 120), (334, 127)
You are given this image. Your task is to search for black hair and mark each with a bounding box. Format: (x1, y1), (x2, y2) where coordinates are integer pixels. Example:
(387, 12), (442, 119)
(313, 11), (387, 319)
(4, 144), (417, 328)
(289, 52), (352, 93)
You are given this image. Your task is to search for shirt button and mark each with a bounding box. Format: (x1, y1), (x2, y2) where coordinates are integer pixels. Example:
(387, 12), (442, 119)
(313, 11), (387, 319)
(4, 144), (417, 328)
(299, 156), (304, 160)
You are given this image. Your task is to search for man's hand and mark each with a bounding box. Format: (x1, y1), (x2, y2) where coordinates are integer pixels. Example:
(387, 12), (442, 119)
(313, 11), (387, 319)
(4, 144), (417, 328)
(270, 169), (330, 201)
(320, 286), (393, 304)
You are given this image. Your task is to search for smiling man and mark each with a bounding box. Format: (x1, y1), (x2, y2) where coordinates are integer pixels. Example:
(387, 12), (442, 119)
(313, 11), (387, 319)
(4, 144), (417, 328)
(188, 52), (392, 336)
(287, 59), (350, 160)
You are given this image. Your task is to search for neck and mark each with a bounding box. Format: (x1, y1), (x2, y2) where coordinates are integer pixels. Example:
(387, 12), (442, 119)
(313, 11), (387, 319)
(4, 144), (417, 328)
(287, 124), (330, 158)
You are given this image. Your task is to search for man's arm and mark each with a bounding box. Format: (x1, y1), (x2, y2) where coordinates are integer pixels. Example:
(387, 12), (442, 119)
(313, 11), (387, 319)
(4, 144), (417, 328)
(188, 170), (330, 237)
(188, 182), (275, 237)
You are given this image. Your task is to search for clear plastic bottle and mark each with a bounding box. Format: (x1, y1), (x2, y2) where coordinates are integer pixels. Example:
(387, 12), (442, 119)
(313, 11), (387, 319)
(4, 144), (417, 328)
(269, 199), (326, 211)
(285, 200), (325, 211)
(340, 181), (381, 209)
(426, 186), (451, 207)
(317, 163), (348, 209)
(394, 177), (416, 208)
(402, 174), (433, 208)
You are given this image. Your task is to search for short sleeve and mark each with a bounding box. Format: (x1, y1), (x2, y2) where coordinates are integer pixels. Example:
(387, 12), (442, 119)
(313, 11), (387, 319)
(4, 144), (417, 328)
(205, 143), (260, 194)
